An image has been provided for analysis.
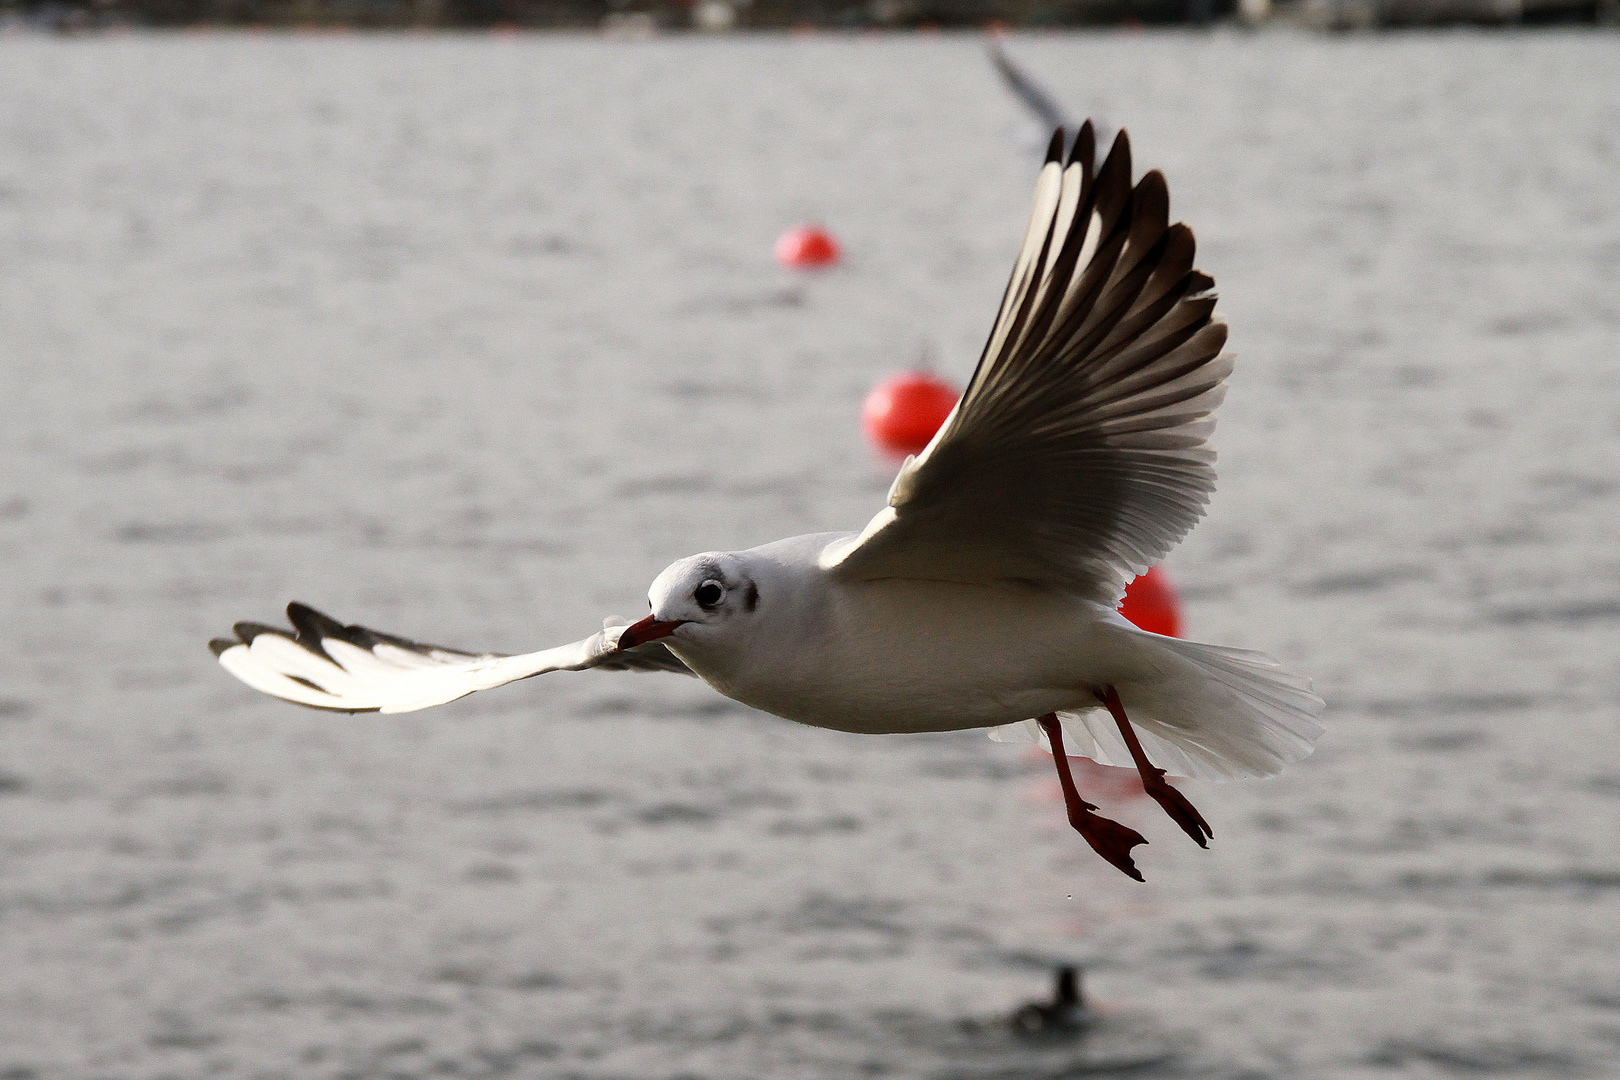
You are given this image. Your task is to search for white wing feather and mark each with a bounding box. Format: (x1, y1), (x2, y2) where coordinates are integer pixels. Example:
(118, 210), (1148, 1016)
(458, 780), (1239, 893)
(211, 603), (690, 714)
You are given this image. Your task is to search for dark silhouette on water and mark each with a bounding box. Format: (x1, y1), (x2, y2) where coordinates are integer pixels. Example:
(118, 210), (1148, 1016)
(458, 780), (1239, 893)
(1010, 966), (1089, 1036)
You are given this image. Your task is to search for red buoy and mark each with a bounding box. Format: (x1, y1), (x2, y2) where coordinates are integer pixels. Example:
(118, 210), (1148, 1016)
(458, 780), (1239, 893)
(775, 224), (840, 268)
(1119, 565), (1181, 637)
(861, 372), (958, 457)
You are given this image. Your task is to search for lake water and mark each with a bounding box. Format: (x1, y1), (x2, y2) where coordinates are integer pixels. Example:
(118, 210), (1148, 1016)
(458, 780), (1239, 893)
(2, 28), (1619, 1079)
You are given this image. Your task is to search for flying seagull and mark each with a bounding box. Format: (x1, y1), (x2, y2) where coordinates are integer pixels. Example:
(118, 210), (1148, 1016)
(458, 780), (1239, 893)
(987, 36), (1113, 160)
(212, 125), (1325, 881)
(988, 36), (1072, 141)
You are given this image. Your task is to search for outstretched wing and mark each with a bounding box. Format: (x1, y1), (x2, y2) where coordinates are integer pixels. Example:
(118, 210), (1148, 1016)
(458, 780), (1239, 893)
(822, 124), (1230, 604)
(210, 602), (691, 714)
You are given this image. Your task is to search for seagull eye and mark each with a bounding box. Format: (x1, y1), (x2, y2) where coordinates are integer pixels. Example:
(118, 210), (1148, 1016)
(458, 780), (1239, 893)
(694, 580), (724, 609)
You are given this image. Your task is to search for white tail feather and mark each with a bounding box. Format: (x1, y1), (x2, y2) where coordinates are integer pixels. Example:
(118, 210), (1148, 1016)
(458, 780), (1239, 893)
(991, 631), (1325, 781)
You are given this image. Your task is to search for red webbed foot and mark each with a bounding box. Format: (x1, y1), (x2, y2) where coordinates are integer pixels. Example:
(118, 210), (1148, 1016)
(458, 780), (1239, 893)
(1067, 802), (1148, 882)
(1036, 713), (1149, 882)
(1094, 685), (1213, 848)
(1140, 767), (1212, 847)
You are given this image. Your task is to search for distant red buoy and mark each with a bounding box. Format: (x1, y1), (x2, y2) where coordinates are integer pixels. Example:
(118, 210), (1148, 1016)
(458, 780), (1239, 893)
(861, 372), (958, 457)
(1119, 565), (1181, 637)
(775, 224), (840, 268)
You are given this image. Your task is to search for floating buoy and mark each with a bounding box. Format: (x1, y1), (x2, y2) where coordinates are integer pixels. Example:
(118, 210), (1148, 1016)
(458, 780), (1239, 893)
(774, 224), (840, 268)
(1119, 565), (1180, 637)
(861, 372), (957, 457)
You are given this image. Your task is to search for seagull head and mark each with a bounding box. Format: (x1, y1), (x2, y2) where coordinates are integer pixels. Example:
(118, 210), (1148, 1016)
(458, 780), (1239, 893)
(616, 552), (761, 652)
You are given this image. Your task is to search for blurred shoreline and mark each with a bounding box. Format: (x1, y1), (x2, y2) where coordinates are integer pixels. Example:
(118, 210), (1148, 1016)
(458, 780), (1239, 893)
(6, 0), (1615, 37)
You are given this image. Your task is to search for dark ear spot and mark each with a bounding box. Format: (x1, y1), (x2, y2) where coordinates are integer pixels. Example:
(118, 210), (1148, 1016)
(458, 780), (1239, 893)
(744, 582), (759, 613)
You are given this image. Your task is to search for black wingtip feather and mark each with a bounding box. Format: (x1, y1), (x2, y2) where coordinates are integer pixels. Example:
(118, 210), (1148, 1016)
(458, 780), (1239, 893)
(1044, 128), (1064, 164)
(232, 621), (284, 645)
(1134, 170), (1170, 225)
(286, 601), (342, 637)
(1101, 128), (1132, 185)
(1162, 221), (1196, 266)
(285, 602), (345, 660)
(208, 638), (238, 657)
(1067, 119), (1096, 169)
(285, 602), (486, 663)
(1087, 133), (1136, 235)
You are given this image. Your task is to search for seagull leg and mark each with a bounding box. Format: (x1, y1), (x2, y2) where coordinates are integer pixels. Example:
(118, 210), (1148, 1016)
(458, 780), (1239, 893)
(1035, 713), (1147, 882)
(1093, 685), (1213, 847)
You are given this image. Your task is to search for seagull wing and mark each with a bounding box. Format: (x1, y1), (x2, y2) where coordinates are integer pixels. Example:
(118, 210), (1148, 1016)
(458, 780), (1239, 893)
(822, 124), (1230, 604)
(210, 602), (692, 714)
(987, 38), (1070, 135)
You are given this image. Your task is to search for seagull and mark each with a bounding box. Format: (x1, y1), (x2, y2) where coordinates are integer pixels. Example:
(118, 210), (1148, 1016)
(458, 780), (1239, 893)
(1009, 965), (1089, 1036)
(212, 125), (1325, 881)
(987, 36), (1073, 147)
(986, 36), (1113, 161)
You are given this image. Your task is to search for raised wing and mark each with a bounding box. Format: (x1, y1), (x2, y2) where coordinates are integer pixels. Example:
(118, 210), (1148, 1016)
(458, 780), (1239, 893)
(822, 124), (1231, 603)
(210, 602), (691, 714)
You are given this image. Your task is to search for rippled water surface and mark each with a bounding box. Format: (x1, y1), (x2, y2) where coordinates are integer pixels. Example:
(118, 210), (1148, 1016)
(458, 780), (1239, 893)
(2, 29), (1619, 1080)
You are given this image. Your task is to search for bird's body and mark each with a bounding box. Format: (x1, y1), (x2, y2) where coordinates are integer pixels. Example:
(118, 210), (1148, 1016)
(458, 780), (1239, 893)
(212, 123), (1325, 879)
(637, 534), (1319, 784)
(662, 533), (1119, 735)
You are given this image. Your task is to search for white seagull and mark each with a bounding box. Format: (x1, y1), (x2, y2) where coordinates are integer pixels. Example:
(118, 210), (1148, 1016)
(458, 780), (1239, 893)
(212, 125), (1324, 880)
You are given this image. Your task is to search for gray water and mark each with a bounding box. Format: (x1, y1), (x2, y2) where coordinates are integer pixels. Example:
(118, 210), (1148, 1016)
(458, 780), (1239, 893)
(3, 29), (1619, 1080)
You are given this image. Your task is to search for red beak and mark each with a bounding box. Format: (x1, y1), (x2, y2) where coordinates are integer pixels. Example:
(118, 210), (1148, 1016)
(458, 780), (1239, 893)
(617, 613), (686, 650)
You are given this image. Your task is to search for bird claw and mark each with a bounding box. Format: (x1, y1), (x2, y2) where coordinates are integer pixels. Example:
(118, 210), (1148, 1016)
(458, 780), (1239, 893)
(1091, 685), (1214, 850)
(1143, 773), (1212, 848)
(1068, 806), (1148, 882)
(1037, 711), (1149, 881)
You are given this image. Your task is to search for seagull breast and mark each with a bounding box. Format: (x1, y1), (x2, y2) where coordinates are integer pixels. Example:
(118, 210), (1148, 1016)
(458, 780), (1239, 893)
(679, 564), (1117, 736)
